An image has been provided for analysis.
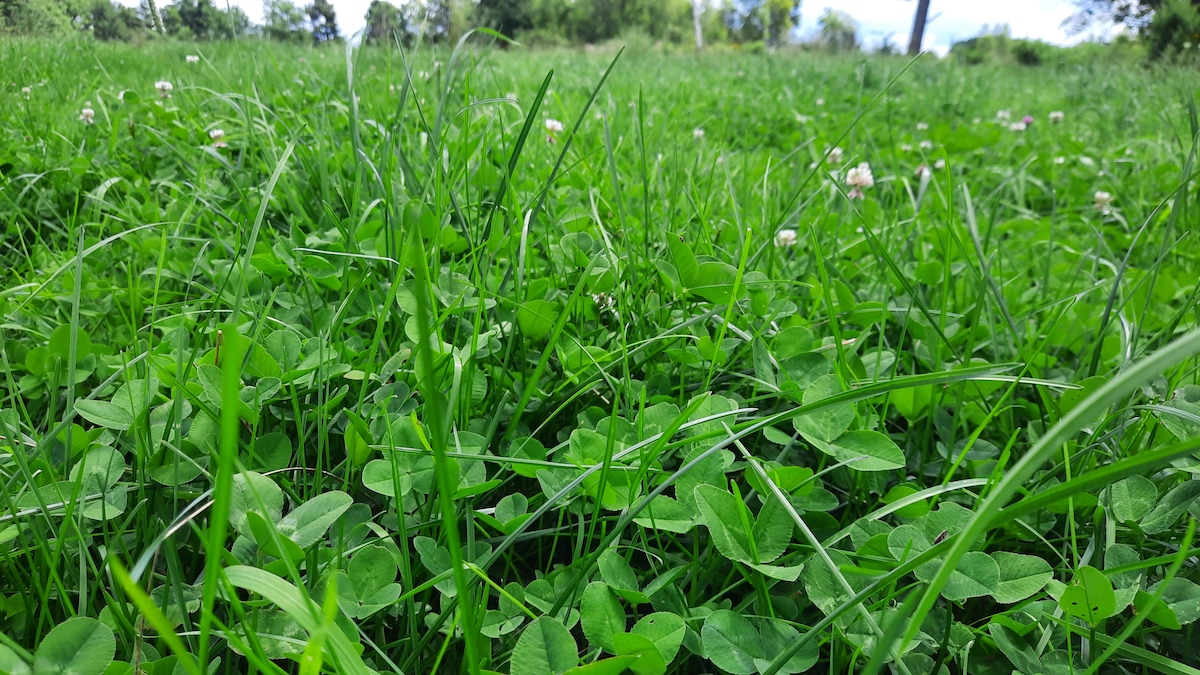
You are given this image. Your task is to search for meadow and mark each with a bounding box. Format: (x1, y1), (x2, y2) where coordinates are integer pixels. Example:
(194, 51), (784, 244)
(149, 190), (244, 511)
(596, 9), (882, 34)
(1, 35), (1200, 675)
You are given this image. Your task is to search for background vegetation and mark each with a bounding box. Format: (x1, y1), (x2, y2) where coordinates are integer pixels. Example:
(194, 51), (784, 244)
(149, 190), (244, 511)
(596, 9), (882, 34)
(2, 3), (1200, 675)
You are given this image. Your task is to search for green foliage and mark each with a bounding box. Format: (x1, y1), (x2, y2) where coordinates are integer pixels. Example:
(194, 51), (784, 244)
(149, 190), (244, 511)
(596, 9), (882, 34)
(160, 0), (250, 39)
(1145, 0), (1200, 59)
(363, 0), (407, 45)
(0, 36), (1198, 675)
(263, 0), (310, 42)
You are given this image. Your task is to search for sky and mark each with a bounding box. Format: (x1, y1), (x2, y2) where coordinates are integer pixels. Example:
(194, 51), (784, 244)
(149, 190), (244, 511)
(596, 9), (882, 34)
(119, 0), (1094, 53)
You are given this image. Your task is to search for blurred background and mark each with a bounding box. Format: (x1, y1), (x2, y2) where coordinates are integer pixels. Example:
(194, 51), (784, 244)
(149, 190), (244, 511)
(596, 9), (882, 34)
(1, 0), (1193, 64)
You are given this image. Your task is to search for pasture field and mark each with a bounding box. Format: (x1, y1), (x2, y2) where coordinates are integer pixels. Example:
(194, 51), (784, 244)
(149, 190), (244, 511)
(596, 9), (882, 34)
(2, 36), (1200, 675)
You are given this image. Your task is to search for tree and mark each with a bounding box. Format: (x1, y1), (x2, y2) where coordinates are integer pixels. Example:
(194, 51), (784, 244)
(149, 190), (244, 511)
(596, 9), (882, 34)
(422, 0), (453, 42)
(1066, 0), (1200, 57)
(474, 0), (531, 37)
(1064, 0), (1160, 33)
(264, 0), (309, 41)
(87, 0), (145, 39)
(161, 0), (248, 38)
(306, 0), (337, 42)
(0, 0), (74, 34)
(364, 0), (407, 45)
(764, 0), (798, 45)
(818, 8), (857, 51)
(907, 0), (930, 54)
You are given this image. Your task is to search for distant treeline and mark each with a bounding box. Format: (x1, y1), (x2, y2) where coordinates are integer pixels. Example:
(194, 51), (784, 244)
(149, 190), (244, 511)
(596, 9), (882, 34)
(0, 0), (803, 47)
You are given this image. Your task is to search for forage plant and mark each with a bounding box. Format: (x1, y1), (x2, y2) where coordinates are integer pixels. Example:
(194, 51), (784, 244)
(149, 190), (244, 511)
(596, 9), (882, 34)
(0, 36), (1198, 675)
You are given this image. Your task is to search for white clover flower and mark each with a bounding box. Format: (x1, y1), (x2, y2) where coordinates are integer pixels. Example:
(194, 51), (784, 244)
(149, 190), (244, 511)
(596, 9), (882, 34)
(916, 122), (929, 130)
(693, 128), (705, 140)
(1094, 190), (1114, 213)
(155, 80), (173, 98)
(996, 109), (1012, 121)
(933, 158), (945, 170)
(21, 86), (31, 99)
(1049, 111), (1064, 124)
(545, 119), (564, 134)
(816, 98), (825, 106)
(827, 147), (844, 164)
(845, 162), (874, 199)
(79, 107), (95, 124)
(774, 229), (798, 247)
(919, 140), (933, 150)
(186, 54), (199, 64)
(1053, 156), (1066, 165)
(592, 293), (614, 311)
(972, 117), (981, 124)
(209, 128), (227, 148)
(900, 143), (913, 152)
(1008, 121), (1027, 132)
(795, 114), (811, 124)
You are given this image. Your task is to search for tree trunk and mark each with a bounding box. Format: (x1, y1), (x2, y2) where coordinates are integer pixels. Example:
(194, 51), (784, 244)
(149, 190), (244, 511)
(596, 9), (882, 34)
(907, 0), (930, 55)
(693, 0), (703, 50)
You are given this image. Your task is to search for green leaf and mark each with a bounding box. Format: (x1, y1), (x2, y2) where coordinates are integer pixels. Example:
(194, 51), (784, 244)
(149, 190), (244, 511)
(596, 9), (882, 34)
(694, 484), (753, 564)
(991, 552), (1053, 604)
(246, 511), (304, 562)
(1059, 565), (1116, 626)
(701, 610), (817, 675)
(701, 610), (761, 675)
(792, 374), (854, 445)
(74, 400), (133, 431)
(32, 617), (115, 675)
(580, 582), (625, 653)
(599, 550), (648, 604)
(630, 613), (685, 664)
(348, 544), (400, 597)
(562, 656), (639, 675)
(511, 617), (578, 675)
(690, 261), (739, 304)
(667, 236), (699, 289)
(362, 458), (410, 498)
(69, 447), (124, 495)
(751, 495), (792, 563)
(508, 437), (546, 479)
(0, 644), (30, 675)
(228, 472), (284, 537)
(1109, 476), (1157, 523)
(48, 325), (92, 361)
(612, 632), (665, 675)
(1140, 480), (1200, 534)
(938, 551), (1000, 603)
(222, 566), (371, 675)
(1134, 590), (1182, 630)
(632, 496), (695, 534)
(758, 618), (819, 675)
(988, 624), (1042, 675)
(277, 491), (352, 548)
(1149, 578), (1200, 625)
(517, 300), (559, 341)
(821, 430), (905, 472)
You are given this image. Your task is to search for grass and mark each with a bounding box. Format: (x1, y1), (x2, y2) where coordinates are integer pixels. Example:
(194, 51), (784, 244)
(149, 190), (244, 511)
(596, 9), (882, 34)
(1, 34), (1199, 675)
